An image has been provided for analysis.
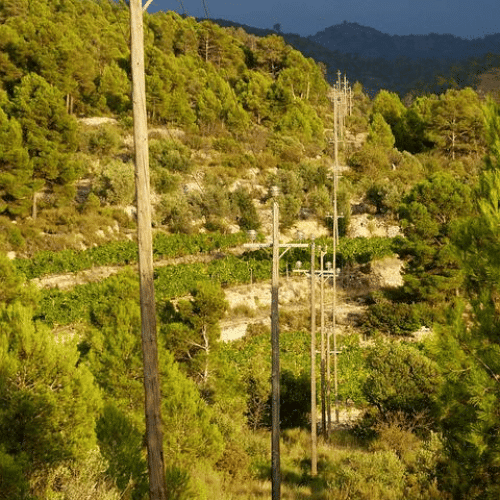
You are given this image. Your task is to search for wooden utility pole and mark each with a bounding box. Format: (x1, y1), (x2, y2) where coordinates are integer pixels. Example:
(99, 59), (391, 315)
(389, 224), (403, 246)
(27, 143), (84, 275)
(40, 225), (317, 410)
(332, 92), (340, 426)
(130, 1), (167, 499)
(271, 189), (281, 500)
(327, 95), (339, 434)
(245, 193), (308, 500)
(332, 167), (340, 426)
(325, 89), (344, 436)
(310, 239), (317, 477)
(320, 248), (327, 437)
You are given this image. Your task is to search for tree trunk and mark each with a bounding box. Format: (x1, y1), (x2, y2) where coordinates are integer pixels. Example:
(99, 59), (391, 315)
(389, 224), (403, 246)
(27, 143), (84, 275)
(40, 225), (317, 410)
(201, 324), (210, 384)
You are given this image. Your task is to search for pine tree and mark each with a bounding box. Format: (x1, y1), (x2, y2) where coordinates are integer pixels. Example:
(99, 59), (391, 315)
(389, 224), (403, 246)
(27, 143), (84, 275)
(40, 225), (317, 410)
(397, 171), (473, 304)
(363, 340), (441, 423)
(161, 282), (228, 386)
(11, 73), (79, 186)
(99, 61), (131, 114)
(82, 290), (224, 481)
(372, 90), (406, 129)
(235, 71), (271, 125)
(428, 88), (485, 160)
(0, 104), (39, 217)
(232, 186), (261, 231)
(0, 257), (102, 496)
(367, 112), (396, 149)
(430, 98), (500, 499)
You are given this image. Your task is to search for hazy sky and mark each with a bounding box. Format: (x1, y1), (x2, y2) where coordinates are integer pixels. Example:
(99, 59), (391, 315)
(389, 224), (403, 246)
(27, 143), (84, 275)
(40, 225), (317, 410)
(148, 0), (500, 39)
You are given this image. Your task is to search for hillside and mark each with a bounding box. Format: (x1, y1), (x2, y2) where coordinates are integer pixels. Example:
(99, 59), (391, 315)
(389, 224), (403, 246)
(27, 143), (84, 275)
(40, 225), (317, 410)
(212, 18), (500, 97)
(3, 1), (500, 499)
(0, 0), (338, 256)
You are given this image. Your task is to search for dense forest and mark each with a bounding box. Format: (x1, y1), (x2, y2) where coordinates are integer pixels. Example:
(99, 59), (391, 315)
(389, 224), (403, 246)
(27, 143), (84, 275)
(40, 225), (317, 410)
(2, 0), (500, 499)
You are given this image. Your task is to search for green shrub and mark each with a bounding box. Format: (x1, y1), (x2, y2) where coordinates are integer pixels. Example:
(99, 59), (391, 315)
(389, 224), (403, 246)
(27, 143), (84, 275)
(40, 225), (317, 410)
(221, 153), (257, 170)
(0, 447), (29, 500)
(96, 160), (135, 206)
(307, 185), (331, 219)
(323, 449), (405, 500)
(215, 441), (250, 479)
(149, 139), (192, 173)
(7, 226), (24, 249)
(45, 450), (121, 500)
(157, 194), (198, 233)
(80, 124), (121, 156)
(255, 151), (278, 170)
(369, 413), (424, 460)
(212, 136), (243, 154)
(81, 192), (101, 213)
(364, 296), (433, 336)
(369, 423), (449, 500)
(231, 187), (261, 231)
(151, 169), (182, 195)
(363, 340), (442, 428)
(165, 465), (196, 500)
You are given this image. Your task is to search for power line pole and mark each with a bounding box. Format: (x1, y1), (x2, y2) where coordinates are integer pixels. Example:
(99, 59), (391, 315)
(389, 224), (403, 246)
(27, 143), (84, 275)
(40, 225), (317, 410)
(271, 188), (281, 500)
(331, 86), (346, 427)
(325, 84), (346, 435)
(320, 247), (327, 437)
(130, 2), (167, 499)
(332, 167), (340, 426)
(310, 238), (317, 477)
(332, 93), (340, 428)
(244, 191), (308, 500)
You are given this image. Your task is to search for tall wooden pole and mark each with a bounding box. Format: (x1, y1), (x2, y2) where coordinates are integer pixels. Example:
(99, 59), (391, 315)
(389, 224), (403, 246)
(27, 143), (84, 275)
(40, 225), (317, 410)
(130, 2), (167, 499)
(320, 248), (326, 437)
(326, 269), (332, 437)
(244, 190), (309, 498)
(333, 171), (339, 425)
(333, 95), (340, 425)
(310, 239), (317, 476)
(271, 194), (281, 500)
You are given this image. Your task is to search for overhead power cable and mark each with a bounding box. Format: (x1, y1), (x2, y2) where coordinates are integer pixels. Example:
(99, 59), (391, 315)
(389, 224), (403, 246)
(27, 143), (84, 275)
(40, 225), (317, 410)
(177, 0), (188, 16)
(201, 0), (210, 19)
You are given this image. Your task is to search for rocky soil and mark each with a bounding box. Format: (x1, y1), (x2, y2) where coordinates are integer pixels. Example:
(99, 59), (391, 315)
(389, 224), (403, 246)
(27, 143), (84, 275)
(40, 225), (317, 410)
(220, 253), (403, 342)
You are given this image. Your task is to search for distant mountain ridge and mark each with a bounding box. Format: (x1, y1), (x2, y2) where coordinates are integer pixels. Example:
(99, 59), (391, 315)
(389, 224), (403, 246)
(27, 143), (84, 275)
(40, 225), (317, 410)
(309, 22), (500, 60)
(210, 17), (500, 97)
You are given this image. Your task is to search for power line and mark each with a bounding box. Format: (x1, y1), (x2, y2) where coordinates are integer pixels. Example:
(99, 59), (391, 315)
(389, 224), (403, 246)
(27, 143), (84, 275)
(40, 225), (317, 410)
(177, 0), (188, 16)
(201, 0), (210, 19)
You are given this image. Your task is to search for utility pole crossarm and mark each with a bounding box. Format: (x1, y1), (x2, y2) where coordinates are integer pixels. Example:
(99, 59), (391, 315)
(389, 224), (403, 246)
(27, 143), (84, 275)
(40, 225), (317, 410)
(243, 242), (308, 258)
(279, 243), (309, 259)
(243, 243), (272, 249)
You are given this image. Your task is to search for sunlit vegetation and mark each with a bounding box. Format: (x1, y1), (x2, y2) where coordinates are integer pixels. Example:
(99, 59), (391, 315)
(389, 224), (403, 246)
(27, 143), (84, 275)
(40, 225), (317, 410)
(2, 0), (500, 498)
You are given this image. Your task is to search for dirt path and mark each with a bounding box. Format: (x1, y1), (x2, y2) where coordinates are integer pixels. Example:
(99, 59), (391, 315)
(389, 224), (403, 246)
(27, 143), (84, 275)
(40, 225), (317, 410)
(32, 241), (402, 345)
(31, 250), (242, 290)
(220, 277), (369, 342)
